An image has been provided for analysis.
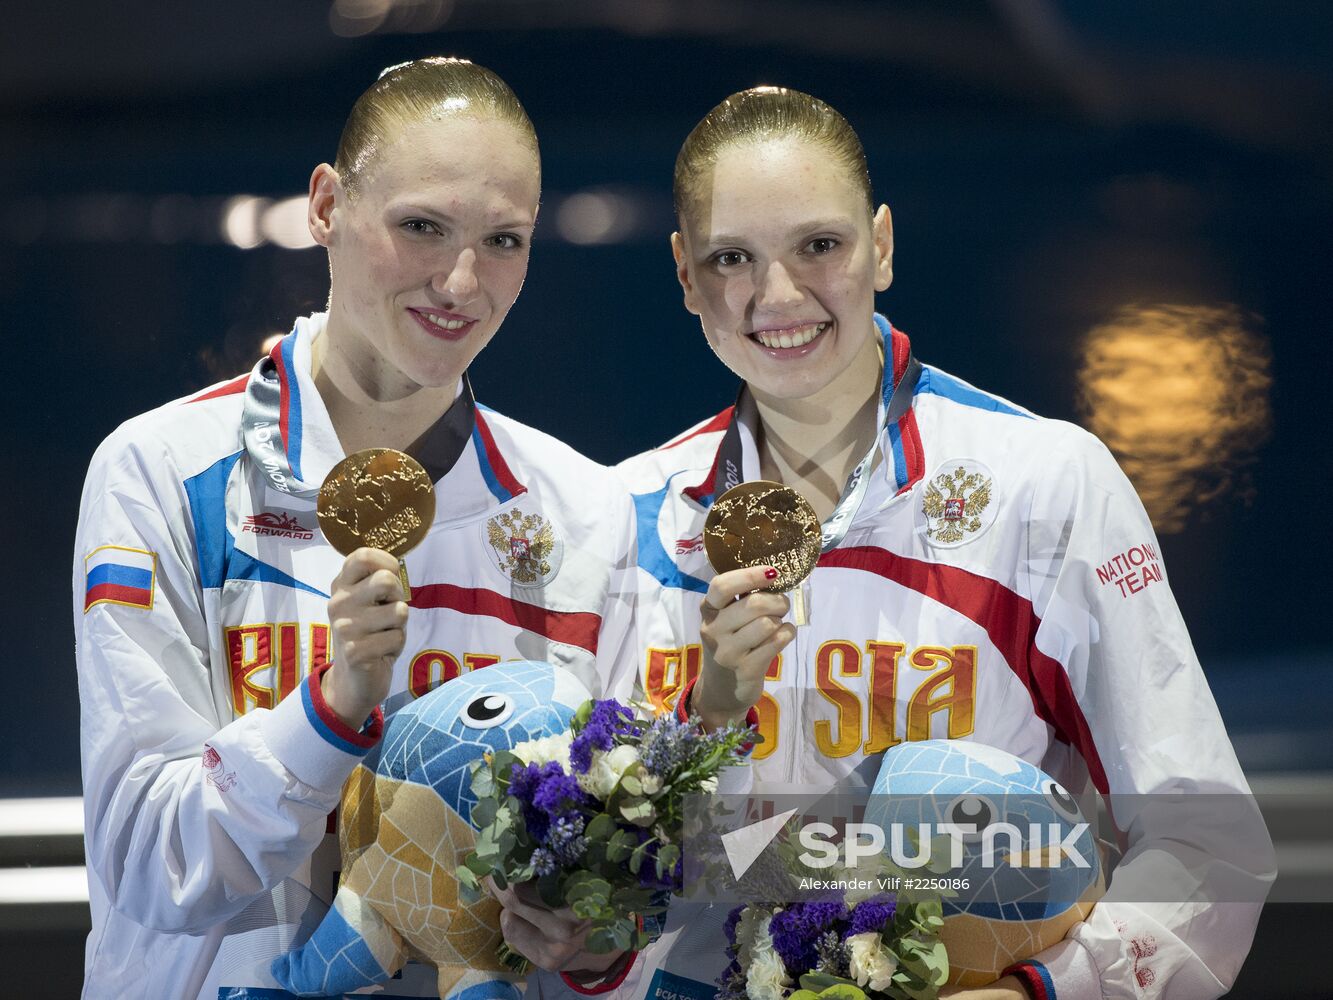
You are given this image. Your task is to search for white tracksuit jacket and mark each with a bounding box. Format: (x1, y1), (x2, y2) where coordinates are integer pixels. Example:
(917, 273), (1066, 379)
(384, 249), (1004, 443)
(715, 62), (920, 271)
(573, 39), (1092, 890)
(606, 317), (1272, 1000)
(74, 313), (639, 998)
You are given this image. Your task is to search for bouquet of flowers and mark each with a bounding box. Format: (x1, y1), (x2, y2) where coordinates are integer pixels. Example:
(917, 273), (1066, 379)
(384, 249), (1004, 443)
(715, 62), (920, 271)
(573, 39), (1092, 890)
(458, 698), (754, 969)
(717, 891), (948, 1000)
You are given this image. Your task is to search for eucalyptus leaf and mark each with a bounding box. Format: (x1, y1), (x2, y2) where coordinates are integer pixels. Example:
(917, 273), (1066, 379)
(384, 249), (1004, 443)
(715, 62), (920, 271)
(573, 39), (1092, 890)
(585, 813), (616, 841)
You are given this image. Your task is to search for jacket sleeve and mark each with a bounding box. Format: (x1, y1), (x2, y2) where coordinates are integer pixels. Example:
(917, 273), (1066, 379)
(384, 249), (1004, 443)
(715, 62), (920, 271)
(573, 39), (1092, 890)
(74, 427), (381, 934)
(1015, 430), (1275, 1000)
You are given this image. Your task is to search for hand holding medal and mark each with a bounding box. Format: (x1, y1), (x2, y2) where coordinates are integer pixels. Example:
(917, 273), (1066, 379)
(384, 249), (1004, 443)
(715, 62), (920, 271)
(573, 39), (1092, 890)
(317, 448), (436, 599)
(703, 480), (820, 625)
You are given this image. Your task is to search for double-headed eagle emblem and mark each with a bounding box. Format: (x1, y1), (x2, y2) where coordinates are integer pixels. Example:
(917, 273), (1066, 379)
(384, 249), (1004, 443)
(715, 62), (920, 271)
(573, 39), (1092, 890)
(486, 509), (556, 585)
(922, 466), (993, 545)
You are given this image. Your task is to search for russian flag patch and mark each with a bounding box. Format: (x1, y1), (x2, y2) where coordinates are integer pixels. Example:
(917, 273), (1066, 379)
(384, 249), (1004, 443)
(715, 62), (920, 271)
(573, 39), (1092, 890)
(84, 545), (157, 613)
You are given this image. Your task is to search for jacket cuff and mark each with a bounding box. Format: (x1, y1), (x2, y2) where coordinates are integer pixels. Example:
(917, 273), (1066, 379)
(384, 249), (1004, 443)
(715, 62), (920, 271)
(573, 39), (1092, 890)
(257, 662), (384, 794)
(676, 677), (760, 751)
(1004, 936), (1100, 1000)
(560, 948), (638, 995)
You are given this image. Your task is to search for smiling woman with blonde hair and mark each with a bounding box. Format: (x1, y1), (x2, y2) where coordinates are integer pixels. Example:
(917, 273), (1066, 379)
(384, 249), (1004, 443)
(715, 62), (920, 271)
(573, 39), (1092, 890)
(614, 85), (1270, 1000)
(74, 57), (641, 999)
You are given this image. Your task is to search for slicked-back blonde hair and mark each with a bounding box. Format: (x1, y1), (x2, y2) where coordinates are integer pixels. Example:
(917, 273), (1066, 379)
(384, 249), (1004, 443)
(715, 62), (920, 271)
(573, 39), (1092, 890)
(334, 56), (538, 197)
(674, 86), (872, 221)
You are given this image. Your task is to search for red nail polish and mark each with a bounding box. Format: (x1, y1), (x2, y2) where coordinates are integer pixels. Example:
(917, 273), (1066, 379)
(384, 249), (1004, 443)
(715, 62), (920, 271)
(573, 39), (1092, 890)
(764, 568), (778, 580)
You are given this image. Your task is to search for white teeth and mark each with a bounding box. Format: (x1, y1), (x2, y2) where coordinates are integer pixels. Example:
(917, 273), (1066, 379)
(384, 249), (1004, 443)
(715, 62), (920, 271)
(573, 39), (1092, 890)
(423, 313), (467, 331)
(754, 322), (827, 349)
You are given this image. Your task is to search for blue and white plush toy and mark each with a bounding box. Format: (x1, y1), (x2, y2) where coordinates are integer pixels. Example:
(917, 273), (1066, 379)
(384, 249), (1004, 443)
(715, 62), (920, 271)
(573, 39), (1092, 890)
(868, 740), (1105, 987)
(273, 660), (591, 999)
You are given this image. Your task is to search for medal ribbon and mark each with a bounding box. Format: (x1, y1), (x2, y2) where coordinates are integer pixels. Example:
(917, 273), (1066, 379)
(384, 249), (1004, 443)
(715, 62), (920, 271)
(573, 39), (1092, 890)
(711, 345), (921, 553)
(241, 338), (320, 500)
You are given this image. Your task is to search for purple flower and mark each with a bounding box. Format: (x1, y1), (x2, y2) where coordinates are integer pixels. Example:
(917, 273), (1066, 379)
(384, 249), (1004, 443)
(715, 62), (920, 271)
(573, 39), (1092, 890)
(769, 901), (848, 975)
(531, 848), (557, 876)
(546, 814), (588, 865)
(570, 700), (635, 773)
(639, 714), (699, 776)
(845, 894), (897, 939)
(533, 771), (586, 818)
(507, 761), (568, 840)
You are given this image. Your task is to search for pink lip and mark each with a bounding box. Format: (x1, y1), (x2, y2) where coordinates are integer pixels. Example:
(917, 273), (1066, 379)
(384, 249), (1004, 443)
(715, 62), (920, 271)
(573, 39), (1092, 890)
(407, 307), (477, 342)
(747, 321), (830, 360)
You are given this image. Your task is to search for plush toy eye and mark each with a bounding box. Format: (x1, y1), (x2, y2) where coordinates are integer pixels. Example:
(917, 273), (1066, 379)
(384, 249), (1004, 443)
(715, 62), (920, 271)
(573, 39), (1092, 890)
(943, 794), (997, 838)
(1042, 779), (1082, 822)
(463, 694), (513, 729)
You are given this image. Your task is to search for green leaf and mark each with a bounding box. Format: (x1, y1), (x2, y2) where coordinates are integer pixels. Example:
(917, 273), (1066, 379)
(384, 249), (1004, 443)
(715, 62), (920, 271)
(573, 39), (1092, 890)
(565, 875), (612, 904)
(573, 699), (595, 730)
(585, 813), (616, 841)
(456, 865), (481, 901)
(471, 796), (497, 829)
(585, 925), (628, 954)
(620, 774), (643, 797)
(618, 797), (656, 826)
(572, 897), (602, 919)
(657, 843), (680, 872)
(606, 829), (634, 863)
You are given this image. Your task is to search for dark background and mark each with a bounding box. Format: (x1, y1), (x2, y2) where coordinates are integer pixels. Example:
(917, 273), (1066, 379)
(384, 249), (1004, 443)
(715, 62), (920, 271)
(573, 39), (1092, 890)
(2, 2), (1330, 995)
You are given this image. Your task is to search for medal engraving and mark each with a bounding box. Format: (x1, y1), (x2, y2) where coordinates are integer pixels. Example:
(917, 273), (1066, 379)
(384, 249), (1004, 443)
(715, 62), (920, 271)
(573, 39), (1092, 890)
(317, 449), (436, 597)
(703, 481), (821, 593)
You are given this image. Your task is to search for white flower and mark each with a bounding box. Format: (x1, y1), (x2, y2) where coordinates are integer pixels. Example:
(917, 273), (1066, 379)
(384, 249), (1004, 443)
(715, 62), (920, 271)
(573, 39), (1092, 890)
(743, 914), (791, 1000)
(846, 932), (898, 993)
(700, 775), (719, 793)
(512, 733), (572, 768)
(577, 743), (642, 799)
(746, 946), (791, 1000)
(607, 744), (639, 773)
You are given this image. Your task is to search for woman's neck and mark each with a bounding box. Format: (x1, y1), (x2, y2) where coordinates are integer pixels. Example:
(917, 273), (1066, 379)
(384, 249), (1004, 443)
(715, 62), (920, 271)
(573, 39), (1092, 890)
(752, 333), (884, 522)
(310, 322), (457, 456)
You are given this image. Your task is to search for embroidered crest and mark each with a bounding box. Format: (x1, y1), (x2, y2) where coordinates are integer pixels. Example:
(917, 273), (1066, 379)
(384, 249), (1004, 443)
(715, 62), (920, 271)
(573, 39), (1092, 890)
(920, 460), (997, 547)
(485, 509), (561, 586)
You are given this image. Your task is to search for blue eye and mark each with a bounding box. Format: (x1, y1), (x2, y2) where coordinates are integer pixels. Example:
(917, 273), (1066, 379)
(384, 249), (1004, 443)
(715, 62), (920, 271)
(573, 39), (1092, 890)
(401, 219), (439, 235)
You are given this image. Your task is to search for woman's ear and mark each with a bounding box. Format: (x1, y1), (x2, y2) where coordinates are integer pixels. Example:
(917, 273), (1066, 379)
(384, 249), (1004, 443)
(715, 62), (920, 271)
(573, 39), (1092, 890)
(672, 231), (701, 316)
(308, 163), (341, 248)
(872, 203), (894, 292)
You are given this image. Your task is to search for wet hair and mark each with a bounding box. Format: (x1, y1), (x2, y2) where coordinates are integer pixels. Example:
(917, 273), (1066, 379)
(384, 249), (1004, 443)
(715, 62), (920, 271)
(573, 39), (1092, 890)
(333, 56), (538, 196)
(673, 86), (872, 221)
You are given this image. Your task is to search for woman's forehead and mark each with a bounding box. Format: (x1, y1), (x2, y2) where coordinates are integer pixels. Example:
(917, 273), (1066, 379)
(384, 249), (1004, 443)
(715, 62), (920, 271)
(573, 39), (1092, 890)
(359, 115), (540, 195)
(686, 136), (867, 238)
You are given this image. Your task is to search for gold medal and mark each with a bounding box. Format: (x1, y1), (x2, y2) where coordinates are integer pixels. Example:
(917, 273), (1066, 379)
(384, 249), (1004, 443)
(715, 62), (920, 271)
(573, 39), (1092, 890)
(703, 481), (820, 624)
(317, 448), (436, 599)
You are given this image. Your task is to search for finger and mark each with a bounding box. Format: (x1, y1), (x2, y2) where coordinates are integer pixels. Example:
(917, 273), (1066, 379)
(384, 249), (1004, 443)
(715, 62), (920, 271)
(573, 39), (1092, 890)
(501, 885), (586, 939)
(498, 907), (582, 971)
(704, 566), (780, 611)
(335, 547), (399, 588)
(711, 591), (790, 632)
(340, 630), (406, 667)
(745, 624), (797, 666)
(728, 614), (785, 654)
(353, 567), (406, 606)
(339, 600), (408, 637)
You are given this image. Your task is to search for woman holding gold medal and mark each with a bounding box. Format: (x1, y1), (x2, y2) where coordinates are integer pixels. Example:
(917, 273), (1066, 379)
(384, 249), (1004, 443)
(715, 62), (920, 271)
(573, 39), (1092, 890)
(614, 88), (1269, 1000)
(74, 58), (641, 998)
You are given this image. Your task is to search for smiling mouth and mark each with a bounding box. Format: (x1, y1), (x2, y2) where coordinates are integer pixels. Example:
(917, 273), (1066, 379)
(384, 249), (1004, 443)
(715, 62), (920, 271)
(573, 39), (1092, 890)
(748, 322), (829, 350)
(408, 308), (476, 340)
